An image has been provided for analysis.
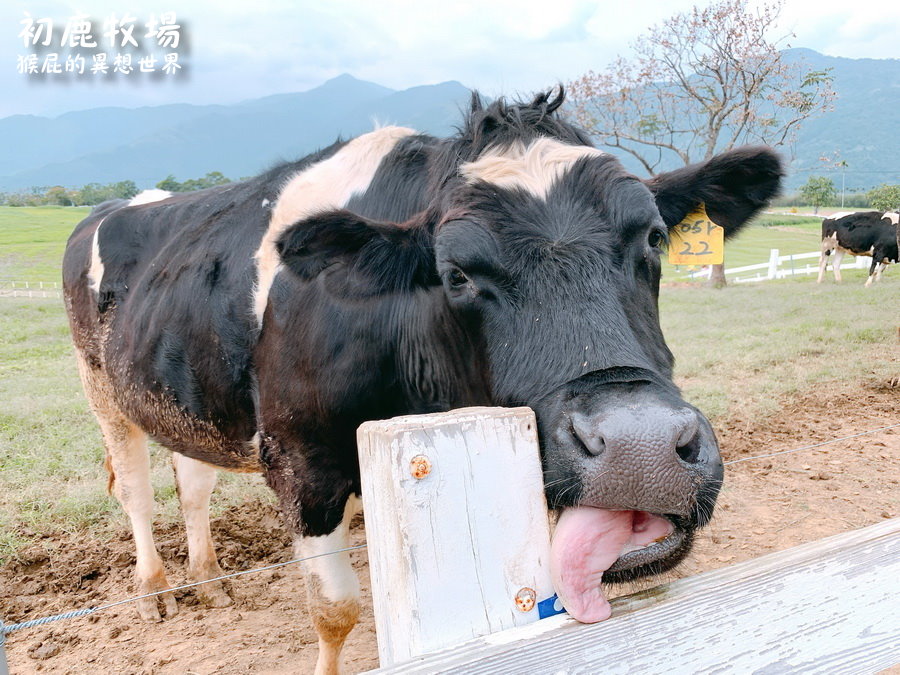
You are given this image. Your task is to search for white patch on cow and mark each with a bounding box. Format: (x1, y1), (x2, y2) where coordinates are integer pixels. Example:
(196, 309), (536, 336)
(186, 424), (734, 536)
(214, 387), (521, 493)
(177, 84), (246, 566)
(828, 211), (855, 221)
(293, 495), (362, 603)
(88, 216), (108, 296)
(129, 189), (172, 206)
(261, 198), (270, 208)
(253, 126), (416, 324)
(882, 212), (900, 226)
(459, 137), (605, 199)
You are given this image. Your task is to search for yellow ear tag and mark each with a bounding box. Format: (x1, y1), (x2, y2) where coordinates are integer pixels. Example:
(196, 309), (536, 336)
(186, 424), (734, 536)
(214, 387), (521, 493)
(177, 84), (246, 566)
(668, 203), (724, 265)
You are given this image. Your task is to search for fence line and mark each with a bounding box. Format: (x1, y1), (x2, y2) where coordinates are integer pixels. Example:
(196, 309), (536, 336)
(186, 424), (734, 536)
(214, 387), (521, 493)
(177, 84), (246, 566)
(0, 543), (367, 638)
(372, 518), (900, 673)
(724, 422), (900, 466)
(679, 248), (870, 284)
(0, 280), (62, 299)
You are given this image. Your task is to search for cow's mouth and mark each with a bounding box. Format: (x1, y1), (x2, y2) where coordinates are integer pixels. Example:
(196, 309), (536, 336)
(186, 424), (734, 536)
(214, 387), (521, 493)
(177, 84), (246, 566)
(550, 507), (690, 623)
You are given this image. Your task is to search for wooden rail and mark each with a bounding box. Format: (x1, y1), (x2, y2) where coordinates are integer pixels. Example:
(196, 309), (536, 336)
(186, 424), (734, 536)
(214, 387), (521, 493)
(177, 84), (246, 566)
(369, 518), (900, 673)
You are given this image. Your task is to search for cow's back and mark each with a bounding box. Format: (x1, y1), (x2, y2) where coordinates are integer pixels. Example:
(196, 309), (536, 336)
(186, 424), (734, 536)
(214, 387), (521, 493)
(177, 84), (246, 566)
(822, 211), (894, 256)
(63, 181), (282, 468)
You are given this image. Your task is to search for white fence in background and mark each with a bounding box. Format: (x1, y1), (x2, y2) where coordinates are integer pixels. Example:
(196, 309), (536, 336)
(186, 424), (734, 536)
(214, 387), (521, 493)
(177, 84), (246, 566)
(0, 281), (62, 299)
(682, 249), (869, 284)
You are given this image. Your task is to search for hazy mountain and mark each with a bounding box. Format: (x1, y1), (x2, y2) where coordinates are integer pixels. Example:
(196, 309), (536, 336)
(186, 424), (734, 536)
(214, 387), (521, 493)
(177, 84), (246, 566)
(781, 48), (900, 191)
(0, 75), (471, 191)
(1, 52), (898, 192)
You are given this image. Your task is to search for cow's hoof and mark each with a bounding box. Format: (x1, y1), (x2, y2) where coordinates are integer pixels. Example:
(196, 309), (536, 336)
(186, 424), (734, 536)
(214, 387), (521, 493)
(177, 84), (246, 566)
(161, 591), (179, 617)
(136, 595), (163, 622)
(135, 591), (178, 621)
(135, 573), (179, 621)
(198, 580), (232, 608)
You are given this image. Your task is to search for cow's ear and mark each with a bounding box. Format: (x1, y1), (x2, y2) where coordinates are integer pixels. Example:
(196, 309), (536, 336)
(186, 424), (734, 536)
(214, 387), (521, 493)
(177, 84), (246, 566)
(645, 146), (784, 238)
(276, 209), (438, 290)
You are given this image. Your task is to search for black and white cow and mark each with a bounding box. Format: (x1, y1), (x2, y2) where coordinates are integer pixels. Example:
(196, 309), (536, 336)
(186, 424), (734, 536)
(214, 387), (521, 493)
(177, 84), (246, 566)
(817, 210), (900, 286)
(63, 91), (782, 673)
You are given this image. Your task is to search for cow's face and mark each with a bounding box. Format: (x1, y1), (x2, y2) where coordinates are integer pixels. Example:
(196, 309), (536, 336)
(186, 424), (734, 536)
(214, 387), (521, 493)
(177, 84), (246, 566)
(276, 137), (782, 624)
(431, 139), (782, 620)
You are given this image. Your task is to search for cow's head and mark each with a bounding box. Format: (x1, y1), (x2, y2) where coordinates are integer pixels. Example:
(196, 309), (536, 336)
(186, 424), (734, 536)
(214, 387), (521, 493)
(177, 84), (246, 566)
(276, 90), (783, 622)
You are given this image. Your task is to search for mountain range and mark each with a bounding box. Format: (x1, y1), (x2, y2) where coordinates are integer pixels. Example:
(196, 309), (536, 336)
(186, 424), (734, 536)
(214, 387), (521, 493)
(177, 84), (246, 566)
(1, 50), (897, 193)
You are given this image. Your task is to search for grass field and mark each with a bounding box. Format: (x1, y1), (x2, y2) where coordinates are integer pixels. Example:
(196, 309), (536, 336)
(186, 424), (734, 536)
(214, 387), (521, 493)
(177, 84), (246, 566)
(0, 206), (90, 282)
(0, 295), (274, 561)
(0, 207), (897, 564)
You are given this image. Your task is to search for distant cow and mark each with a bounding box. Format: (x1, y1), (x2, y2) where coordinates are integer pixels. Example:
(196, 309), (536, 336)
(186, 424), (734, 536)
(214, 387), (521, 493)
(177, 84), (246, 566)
(817, 211), (900, 286)
(62, 90), (782, 674)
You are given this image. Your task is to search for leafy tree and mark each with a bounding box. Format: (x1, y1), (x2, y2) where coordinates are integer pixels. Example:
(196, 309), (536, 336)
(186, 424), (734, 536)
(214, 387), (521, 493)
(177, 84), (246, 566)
(156, 174), (183, 191)
(566, 0), (836, 286)
(800, 176), (836, 213)
(867, 184), (900, 212)
(44, 186), (75, 206)
(156, 171), (231, 192)
(111, 180), (139, 200)
(567, 0), (835, 171)
(79, 182), (111, 205)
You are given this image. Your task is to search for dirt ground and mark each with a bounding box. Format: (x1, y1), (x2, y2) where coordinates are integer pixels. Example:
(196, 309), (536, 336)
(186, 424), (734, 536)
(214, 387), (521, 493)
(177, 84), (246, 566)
(2, 381), (898, 674)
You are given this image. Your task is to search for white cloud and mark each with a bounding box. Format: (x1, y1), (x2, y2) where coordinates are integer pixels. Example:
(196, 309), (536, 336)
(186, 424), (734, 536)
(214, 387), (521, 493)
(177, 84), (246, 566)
(2, 0), (897, 117)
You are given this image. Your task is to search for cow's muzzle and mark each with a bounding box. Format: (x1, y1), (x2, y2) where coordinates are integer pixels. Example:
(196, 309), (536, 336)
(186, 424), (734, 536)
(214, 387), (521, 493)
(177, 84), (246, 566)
(540, 366), (723, 523)
(538, 368), (723, 621)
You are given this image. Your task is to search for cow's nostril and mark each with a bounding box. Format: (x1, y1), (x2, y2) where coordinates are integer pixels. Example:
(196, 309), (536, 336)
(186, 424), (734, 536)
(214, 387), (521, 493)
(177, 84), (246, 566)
(676, 434), (701, 464)
(570, 412), (606, 456)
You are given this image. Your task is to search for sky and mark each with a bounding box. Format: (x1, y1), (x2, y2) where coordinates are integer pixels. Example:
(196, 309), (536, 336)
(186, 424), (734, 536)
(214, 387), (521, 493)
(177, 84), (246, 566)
(2, 0), (899, 118)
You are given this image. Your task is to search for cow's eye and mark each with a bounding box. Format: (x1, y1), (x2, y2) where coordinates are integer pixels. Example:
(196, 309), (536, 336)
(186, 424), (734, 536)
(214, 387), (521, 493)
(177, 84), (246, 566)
(648, 229), (667, 250)
(448, 267), (469, 288)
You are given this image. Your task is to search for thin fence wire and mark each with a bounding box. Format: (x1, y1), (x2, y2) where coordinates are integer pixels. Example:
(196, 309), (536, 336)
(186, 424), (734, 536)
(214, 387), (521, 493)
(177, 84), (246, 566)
(723, 423), (900, 466)
(2, 422), (897, 639)
(1, 543), (367, 637)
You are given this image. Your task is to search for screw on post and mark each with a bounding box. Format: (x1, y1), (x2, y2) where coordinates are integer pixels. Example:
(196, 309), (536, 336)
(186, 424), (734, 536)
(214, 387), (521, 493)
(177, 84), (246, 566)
(409, 454), (432, 479)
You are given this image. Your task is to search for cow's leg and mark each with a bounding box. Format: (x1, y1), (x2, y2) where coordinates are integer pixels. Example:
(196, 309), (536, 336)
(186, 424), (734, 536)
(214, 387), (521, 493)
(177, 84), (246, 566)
(831, 249), (845, 282)
(294, 495), (362, 675)
(817, 250), (829, 283)
(73, 350), (176, 621)
(172, 453), (232, 608)
(99, 417), (178, 620)
(865, 258), (877, 287)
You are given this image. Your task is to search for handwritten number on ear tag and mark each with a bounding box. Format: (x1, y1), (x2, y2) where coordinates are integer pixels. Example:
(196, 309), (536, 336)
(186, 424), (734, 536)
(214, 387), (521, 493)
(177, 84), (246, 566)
(668, 203), (724, 266)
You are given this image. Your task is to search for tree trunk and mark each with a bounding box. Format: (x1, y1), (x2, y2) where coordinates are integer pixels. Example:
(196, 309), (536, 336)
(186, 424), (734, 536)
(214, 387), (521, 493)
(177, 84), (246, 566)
(707, 262), (727, 288)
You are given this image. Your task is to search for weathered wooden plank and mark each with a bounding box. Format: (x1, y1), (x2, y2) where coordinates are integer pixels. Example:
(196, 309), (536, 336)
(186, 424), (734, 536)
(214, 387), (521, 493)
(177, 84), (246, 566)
(358, 407), (554, 668)
(370, 518), (900, 674)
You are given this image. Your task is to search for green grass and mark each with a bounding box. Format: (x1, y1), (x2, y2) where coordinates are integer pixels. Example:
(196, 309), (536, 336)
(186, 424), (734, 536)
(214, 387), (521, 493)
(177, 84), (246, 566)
(659, 271), (898, 419)
(662, 213), (825, 278)
(0, 298), (273, 563)
(0, 206), (89, 282)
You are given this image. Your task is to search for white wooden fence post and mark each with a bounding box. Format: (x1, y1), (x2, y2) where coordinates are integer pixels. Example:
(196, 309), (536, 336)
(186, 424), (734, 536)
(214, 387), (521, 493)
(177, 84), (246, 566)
(0, 619), (8, 675)
(767, 248), (780, 279)
(357, 406), (554, 668)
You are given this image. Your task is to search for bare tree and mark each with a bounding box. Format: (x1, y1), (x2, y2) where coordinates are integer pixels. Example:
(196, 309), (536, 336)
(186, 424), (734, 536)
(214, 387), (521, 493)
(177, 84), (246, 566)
(566, 0), (835, 286)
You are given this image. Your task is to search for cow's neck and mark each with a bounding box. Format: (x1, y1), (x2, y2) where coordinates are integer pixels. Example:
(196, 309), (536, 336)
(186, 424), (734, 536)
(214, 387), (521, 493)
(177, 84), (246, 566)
(392, 288), (491, 413)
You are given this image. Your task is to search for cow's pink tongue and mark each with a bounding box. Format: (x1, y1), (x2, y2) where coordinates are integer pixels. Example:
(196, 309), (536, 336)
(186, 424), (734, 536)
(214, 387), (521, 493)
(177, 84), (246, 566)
(550, 507), (635, 623)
